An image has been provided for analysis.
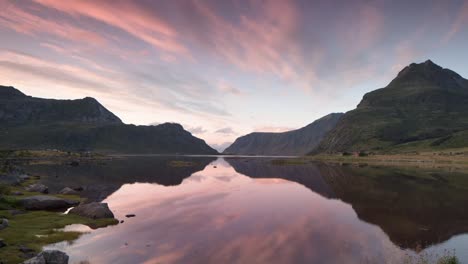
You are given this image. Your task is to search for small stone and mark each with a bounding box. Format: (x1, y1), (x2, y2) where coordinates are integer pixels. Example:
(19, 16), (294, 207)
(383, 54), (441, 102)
(125, 214), (136, 218)
(25, 183), (49, 194)
(0, 239), (6, 248)
(0, 218), (8, 230)
(120, 220), (124, 223)
(12, 191), (24, 196)
(59, 187), (79, 195)
(69, 160), (80, 166)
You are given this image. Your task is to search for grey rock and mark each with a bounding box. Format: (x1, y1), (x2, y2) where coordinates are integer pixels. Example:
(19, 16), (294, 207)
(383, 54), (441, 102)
(12, 191), (24, 195)
(23, 250), (69, 264)
(26, 184), (49, 194)
(58, 187), (79, 195)
(0, 218), (8, 230)
(20, 195), (79, 210)
(69, 202), (114, 219)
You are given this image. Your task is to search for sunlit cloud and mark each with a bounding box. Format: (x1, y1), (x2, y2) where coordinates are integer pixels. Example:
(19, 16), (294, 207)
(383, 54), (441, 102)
(215, 127), (237, 135)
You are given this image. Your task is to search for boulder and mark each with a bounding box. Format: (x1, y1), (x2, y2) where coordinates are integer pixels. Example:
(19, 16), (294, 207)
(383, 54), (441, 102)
(58, 187), (79, 195)
(26, 184), (49, 194)
(23, 250), (69, 264)
(0, 218), (8, 230)
(69, 202), (114, 219)
(20, 196), (79, 210)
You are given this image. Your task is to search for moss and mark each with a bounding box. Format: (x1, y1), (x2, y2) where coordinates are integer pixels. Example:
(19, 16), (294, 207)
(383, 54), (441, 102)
(0, 210), (118, 263)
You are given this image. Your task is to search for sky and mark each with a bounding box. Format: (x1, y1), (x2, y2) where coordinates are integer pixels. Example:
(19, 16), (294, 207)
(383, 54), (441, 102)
(0, 0), (468, 151)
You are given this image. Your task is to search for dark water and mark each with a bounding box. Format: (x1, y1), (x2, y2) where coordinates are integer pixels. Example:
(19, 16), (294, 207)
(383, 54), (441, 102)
(26, 157), (468, 264)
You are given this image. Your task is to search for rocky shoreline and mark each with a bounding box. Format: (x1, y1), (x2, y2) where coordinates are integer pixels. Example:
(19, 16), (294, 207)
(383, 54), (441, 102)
(0, 158), (118, 264)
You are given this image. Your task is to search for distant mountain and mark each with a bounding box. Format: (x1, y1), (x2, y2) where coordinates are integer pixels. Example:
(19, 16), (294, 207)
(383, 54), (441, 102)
(224, 113), (343, 155)
(0, 86), (218, 154)
(313, 60), (468, 153)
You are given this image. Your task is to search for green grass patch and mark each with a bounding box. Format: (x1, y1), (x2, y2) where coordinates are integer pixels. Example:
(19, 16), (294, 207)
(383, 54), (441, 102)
(0, 210), (118, 263)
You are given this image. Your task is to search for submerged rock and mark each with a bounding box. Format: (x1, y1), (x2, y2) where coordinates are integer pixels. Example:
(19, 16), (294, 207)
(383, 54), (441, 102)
(59, 187), (79, 195)
(23, 250), (69, 264)
(0, 218), (8, 230)
(20, 195), (79, 210)
(69, 202), (114, 219)
(26, 183), (49, 194)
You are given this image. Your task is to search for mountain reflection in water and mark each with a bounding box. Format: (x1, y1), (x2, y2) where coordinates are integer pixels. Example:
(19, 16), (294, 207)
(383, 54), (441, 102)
(26, 157), (468, 264)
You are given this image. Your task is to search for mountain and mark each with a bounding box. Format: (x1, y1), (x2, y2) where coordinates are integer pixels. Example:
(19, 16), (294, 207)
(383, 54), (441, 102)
(0, 86), (218, 154)
(313, 60), (468, 153)
(224, 113), (343, 155)
(0, 85), (122, 125)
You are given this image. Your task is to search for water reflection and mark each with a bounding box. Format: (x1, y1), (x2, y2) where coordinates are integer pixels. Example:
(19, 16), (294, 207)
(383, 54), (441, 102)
(32, 157), (468, 263)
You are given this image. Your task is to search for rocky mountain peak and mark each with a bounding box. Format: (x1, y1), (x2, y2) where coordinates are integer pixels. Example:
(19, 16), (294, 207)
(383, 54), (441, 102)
(391, 60), (466, 90)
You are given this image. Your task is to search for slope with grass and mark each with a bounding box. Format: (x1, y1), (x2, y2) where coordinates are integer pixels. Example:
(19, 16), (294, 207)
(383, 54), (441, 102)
(313, 60), (468, 154)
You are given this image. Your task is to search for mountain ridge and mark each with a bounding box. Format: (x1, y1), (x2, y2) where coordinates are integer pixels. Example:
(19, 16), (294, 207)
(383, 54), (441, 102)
(224, 113), (343, 155)
(0, 86), (218, 154)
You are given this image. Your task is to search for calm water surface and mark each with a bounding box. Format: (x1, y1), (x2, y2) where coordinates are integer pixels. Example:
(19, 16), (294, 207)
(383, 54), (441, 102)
(26, 157), (468, 264)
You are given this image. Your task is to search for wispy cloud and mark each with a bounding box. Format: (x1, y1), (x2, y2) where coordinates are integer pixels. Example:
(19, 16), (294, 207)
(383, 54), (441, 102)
(215, 127), (237, 135)
(32, 0), (188, 56)
(187, 126), (207, 135)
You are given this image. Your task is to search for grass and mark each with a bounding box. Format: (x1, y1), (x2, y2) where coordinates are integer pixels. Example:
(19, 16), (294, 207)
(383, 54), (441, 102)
(403, 249), (460, 264)
(0, 178), (117, 263)
(306, 150), (468, 171)
(0, 210), (118, 263)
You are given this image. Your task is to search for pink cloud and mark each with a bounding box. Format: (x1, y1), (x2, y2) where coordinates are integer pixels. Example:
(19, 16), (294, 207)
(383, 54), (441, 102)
(32, 0), (188, 56)
(444, 1), (468, 43)
(190, 0), (308, 85)
(0, 1), (106, 46)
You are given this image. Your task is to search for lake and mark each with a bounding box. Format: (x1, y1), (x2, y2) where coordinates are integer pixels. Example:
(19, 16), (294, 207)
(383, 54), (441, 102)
(26, 156), (468, 264)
